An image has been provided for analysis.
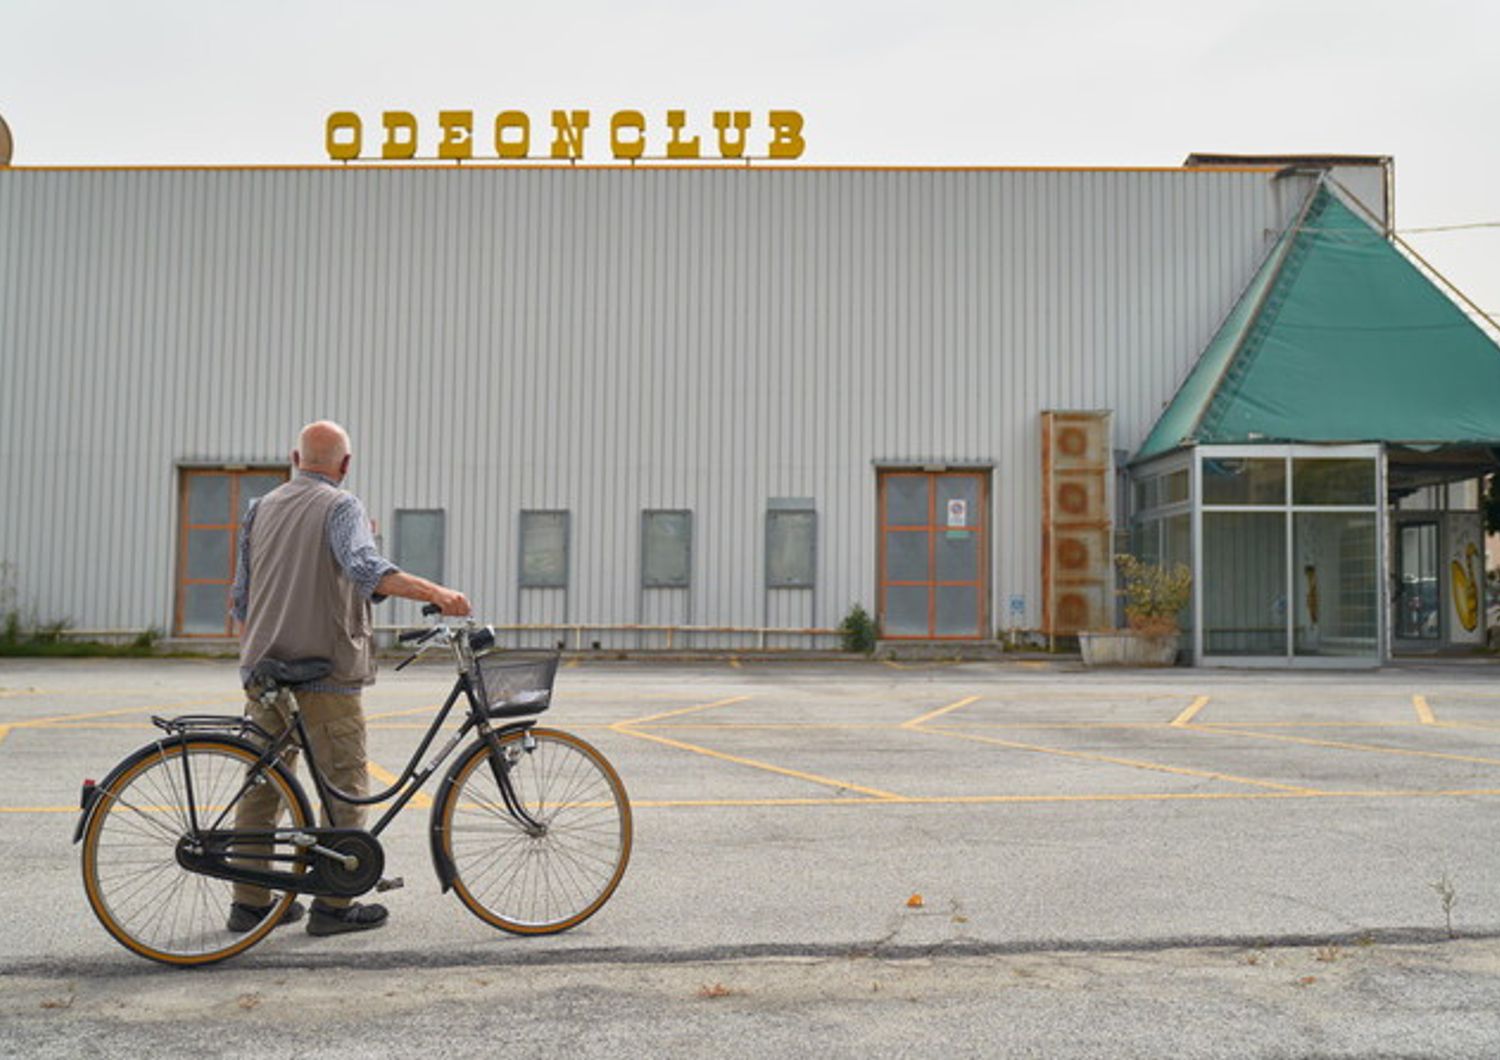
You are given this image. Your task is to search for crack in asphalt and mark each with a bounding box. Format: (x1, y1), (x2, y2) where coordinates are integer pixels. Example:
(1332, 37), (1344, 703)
(8, 925), (1499, 978)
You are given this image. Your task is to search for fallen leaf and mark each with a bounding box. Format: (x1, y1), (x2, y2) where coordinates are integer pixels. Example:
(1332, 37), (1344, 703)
(1297, 976), (1317, 987)
(237, 994), (261, 1011)
(906, 894), (924, 909)
(697, 983), (733, 999)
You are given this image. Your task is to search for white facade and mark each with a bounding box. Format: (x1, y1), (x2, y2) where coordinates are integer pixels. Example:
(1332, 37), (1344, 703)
(0, 165), (1309, 644)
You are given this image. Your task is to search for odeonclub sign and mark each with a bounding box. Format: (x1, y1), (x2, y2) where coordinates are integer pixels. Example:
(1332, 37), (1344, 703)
(325, 109), (806, 163)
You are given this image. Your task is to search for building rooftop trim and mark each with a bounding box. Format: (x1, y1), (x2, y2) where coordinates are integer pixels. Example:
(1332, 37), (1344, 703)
(0, 163), (1287, 175)
(1183, 152), (1392, 168)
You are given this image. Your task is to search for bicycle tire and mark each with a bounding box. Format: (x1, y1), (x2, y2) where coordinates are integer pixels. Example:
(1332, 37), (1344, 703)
(80, 735), (311, 966)
(435, 727), (632, 935)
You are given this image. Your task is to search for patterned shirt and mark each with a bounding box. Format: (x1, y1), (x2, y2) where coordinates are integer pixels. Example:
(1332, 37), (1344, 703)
(232, 471), (398, 691)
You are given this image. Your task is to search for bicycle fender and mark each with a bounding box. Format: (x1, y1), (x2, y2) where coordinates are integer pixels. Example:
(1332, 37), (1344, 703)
(72, 736), (181, 844)
(73, 732), (309, 844)
(428, 725), (535, 893)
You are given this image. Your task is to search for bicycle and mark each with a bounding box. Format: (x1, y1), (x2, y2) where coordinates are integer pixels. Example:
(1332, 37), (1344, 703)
(73, 607), (632, 966)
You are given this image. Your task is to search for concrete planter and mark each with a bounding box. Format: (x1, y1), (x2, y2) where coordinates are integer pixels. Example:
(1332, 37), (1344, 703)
(1078, 630), (1179, 667)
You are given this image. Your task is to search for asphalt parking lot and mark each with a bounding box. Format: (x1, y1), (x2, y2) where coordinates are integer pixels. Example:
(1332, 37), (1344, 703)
(5, 655), (1500, 1057)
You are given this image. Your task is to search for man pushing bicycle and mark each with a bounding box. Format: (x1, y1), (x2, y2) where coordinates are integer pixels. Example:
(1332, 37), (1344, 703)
(230, 420), (471, 937)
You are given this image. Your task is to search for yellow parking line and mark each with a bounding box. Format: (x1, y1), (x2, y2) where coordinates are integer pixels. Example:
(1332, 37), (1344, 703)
(608, 692), (904, 798)
(9, 704), (163, 726)
(16, 785), (1500, 815)
(788, 787), (1500, 806)
(614, 726), (905, 800)
(918, 726), (1322, 795)
(0, 724), (9, 748)
(902, 695), (980, 729)
(1207, 722), (1422, 730)
(1413, 695), (1437, 726)
(1435, 720), (1500, 732)
(17, 722), (159, 729)
(614, 695), (751, 728)
(365, 704), (447, 720)
(1171, 696), (1210, 728)
(10, 700), (236, 728)
(1193, 724), (1500, 769)
(0, 686), (133, 699)
(366, 761), (432, 808)
(644, 722), (908, 731)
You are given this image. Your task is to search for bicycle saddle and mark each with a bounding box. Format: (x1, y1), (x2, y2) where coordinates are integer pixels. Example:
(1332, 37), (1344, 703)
(248, 657), (334, 689)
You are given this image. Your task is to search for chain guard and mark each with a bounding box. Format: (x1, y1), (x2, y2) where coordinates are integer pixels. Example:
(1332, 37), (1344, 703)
(316, 832), (385, 897)
(177, 827), (385, 898)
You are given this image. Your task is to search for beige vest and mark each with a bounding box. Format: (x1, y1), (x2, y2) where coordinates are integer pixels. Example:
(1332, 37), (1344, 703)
(239, 475), (375, 687)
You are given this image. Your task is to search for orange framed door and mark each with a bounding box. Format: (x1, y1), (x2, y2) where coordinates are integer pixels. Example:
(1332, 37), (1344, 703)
(877, 470), (989, 639)
(174, 468), (288, 636)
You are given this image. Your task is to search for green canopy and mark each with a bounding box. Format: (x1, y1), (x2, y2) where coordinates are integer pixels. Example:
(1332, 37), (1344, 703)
(1136, 184), (1500, 460)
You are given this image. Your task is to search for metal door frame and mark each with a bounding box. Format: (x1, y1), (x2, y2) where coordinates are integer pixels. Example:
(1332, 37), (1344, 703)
(173, 466), (290, 637)
(1392, 515), (1443, 645)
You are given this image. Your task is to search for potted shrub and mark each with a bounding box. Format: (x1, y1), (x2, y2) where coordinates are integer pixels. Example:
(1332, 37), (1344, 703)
(1079, 555), (1191, 667)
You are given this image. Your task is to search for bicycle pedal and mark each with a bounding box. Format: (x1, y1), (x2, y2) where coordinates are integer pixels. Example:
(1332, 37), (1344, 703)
(375, 876), (405, 893)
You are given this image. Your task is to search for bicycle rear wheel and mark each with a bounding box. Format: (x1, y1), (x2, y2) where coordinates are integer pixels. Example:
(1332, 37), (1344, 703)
(80, 736), (310, 966)
(436, 727), (631, 934)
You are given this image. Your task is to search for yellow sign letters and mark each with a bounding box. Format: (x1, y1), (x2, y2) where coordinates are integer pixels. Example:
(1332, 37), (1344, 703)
(325, 109), (806, 162)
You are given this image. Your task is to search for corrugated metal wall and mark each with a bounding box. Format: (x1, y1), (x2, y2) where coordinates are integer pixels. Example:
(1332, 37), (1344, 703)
(0, 166), (1300, 642)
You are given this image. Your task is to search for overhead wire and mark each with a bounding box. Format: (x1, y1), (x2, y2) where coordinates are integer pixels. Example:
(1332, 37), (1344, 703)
(1398, 221), (1500, 234)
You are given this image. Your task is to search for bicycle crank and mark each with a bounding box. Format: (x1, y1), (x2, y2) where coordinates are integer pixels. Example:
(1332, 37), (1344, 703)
(308, 831), (385, 897)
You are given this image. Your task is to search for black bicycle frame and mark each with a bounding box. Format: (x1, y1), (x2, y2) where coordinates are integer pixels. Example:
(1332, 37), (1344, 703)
(287, 672), (540, 836)
(183, 670), (542, 845)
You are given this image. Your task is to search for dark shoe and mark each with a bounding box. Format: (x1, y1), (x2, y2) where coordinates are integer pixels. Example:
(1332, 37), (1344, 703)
(306, 900), (389, 936)
(227, 898), (306, 933)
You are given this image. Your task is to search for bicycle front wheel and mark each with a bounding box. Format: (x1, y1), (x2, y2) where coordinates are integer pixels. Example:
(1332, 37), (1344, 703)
(80, 736), (310, 966)
(436, 727), (632, 935)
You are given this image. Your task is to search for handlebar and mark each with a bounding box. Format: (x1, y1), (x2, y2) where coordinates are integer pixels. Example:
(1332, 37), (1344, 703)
(392, 615), (496, 671)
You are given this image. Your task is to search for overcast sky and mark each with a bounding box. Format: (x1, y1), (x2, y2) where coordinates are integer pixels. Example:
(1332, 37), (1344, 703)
(5, 0), (1499, 313)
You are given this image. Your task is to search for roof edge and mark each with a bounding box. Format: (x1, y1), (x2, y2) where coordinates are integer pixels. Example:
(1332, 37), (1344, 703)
(1133, 182), (1323, 462)
(0, 162), (1288, 175)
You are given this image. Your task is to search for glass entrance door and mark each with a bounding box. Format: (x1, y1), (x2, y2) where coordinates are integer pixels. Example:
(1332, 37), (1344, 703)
(878, 470), (988, 639)
(1396, 521), (1440, 640)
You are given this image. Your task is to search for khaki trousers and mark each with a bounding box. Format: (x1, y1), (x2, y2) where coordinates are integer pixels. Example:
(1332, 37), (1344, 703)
(232, 690), (368, 909)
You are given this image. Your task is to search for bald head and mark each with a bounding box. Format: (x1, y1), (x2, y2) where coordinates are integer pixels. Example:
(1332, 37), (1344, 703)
(294, 420), (352, 481)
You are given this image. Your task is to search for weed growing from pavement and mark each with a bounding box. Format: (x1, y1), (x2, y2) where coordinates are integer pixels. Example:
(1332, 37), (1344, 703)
(1431, 870), (1459, 938)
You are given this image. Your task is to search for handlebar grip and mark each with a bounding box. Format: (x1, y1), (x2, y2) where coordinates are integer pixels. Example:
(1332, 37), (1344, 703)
(468, 626), (496, 652)
(397, 628), (430, 645)
(421, 603), (442, 618)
